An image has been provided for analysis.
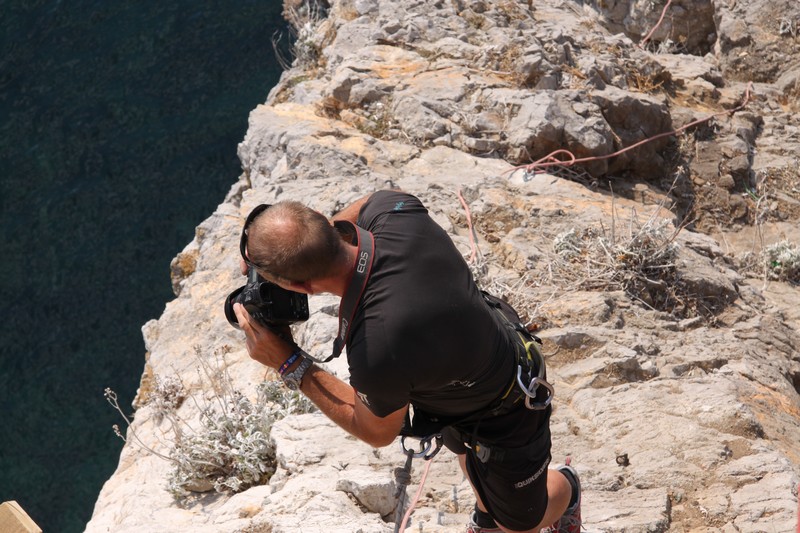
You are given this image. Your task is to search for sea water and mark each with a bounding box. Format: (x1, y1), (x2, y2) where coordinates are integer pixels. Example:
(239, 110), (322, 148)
(0, 2), (288, 531)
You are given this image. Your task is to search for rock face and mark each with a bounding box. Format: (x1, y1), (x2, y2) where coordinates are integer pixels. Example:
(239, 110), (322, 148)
(87, 0), (800, 532)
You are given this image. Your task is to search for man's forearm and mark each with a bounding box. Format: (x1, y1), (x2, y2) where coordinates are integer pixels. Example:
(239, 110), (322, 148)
(299, 366), (359, 435)
(299, 365), (404, 448)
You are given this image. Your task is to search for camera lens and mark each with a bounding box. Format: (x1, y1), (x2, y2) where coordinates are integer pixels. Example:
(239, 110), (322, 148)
(224, 286), (245, 329)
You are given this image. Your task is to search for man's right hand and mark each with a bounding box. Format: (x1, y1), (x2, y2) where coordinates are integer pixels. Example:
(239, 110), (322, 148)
(233, 303), (295, 370)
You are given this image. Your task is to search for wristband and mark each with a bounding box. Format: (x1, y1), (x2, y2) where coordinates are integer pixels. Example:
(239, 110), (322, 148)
(278, 349), (302, 375)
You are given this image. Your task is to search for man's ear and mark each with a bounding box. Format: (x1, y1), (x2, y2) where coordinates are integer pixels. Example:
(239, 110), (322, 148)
(286, 280), (314, 295)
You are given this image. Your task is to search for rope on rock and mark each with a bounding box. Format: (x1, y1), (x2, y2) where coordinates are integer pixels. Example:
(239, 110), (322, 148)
(639, 0), (673, 50)
(457, 189), (479, 265)
(509, 82), (754, 180)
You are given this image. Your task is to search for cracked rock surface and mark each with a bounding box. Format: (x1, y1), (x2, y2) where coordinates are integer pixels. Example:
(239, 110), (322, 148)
(87, 0), (800, 531)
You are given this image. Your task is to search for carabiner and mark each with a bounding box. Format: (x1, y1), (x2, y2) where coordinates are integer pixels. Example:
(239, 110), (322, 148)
(516, 365), (554, 410)
(400, 434), (443, 460)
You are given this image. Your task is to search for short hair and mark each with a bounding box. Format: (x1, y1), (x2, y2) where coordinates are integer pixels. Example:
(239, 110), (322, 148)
(246, 201), (345, 283)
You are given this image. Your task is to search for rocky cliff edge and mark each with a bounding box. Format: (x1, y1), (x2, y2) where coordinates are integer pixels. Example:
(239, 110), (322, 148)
(87, 0), (800, 531)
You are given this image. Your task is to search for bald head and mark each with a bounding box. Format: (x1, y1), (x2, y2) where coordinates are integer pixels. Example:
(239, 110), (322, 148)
(246, 201), (346, 283)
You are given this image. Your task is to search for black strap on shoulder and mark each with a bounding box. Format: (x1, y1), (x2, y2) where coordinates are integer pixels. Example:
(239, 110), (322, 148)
(318, 220), (375, 363)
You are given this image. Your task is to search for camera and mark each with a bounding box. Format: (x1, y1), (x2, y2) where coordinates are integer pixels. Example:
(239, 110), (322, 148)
(224, 268), (309, 329)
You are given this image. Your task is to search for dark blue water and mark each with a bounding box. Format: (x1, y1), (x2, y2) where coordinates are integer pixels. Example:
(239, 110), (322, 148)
(0, 2), (289, 531)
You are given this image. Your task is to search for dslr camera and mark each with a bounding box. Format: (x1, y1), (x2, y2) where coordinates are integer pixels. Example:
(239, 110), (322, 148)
(224, 268), (309, 329)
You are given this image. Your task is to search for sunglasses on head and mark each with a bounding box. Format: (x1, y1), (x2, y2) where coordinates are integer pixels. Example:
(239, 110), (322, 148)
(240, 204), (271, 270)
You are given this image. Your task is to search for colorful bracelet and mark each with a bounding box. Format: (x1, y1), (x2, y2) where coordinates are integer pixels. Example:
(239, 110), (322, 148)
(278, 350), (302, 376)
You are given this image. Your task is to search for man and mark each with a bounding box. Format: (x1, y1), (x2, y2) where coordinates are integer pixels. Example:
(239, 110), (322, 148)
(232, 190), (581, 532)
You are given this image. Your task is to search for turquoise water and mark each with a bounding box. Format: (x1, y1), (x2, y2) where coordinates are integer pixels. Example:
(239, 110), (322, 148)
(0, 2), (288, 531)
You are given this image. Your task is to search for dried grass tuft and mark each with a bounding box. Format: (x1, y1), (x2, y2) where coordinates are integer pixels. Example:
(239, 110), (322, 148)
(545, 215), (686, 313)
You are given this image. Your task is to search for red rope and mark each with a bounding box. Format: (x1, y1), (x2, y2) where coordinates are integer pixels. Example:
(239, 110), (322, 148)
(457, 189), (479, 264)
(640, 0), (673, 49)
(510, 82), (753, 178)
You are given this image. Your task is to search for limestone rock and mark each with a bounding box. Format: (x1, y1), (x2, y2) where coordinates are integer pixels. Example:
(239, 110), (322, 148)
(86, 0), (800, 531)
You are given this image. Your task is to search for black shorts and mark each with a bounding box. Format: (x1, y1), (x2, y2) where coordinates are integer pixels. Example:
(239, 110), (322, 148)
(442, 403), (552, 530)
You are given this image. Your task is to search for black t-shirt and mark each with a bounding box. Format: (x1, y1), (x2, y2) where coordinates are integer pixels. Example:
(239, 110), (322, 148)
(347, 191), (517, 418)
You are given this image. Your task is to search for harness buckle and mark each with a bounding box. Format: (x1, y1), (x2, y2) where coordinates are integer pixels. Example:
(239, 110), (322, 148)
(516, 365), (554, 410)
(474, 442), (492, 463)
(463, 440), (493, 463)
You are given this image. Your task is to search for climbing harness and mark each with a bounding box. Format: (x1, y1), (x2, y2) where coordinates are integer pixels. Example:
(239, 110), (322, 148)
(393, 434), (443, 533)
(446, 293), (556, 465)
(482, 291), (554, 412)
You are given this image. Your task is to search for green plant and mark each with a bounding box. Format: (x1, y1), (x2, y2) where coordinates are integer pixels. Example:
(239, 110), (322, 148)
(166, 387), (276, 496)
(763, 240), (800, 283)
(258, 379), (317, 418)
(105, 346), (317, 499)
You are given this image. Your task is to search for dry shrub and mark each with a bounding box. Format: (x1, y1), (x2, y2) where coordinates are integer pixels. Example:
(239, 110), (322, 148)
(548, 216), (684, 312)
(106, 346), (316, 500)
(354, 100), (397, 139)
(273, 0), (333, 72)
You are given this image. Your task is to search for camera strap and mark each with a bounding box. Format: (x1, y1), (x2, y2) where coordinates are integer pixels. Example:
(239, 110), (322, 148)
(320, 220), (375, 363)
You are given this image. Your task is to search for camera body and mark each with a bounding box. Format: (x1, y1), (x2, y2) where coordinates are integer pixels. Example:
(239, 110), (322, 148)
(225, 268), (309, 329)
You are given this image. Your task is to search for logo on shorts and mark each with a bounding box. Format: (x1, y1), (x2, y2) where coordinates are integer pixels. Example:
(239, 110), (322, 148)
(514, 460), (548, 489)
